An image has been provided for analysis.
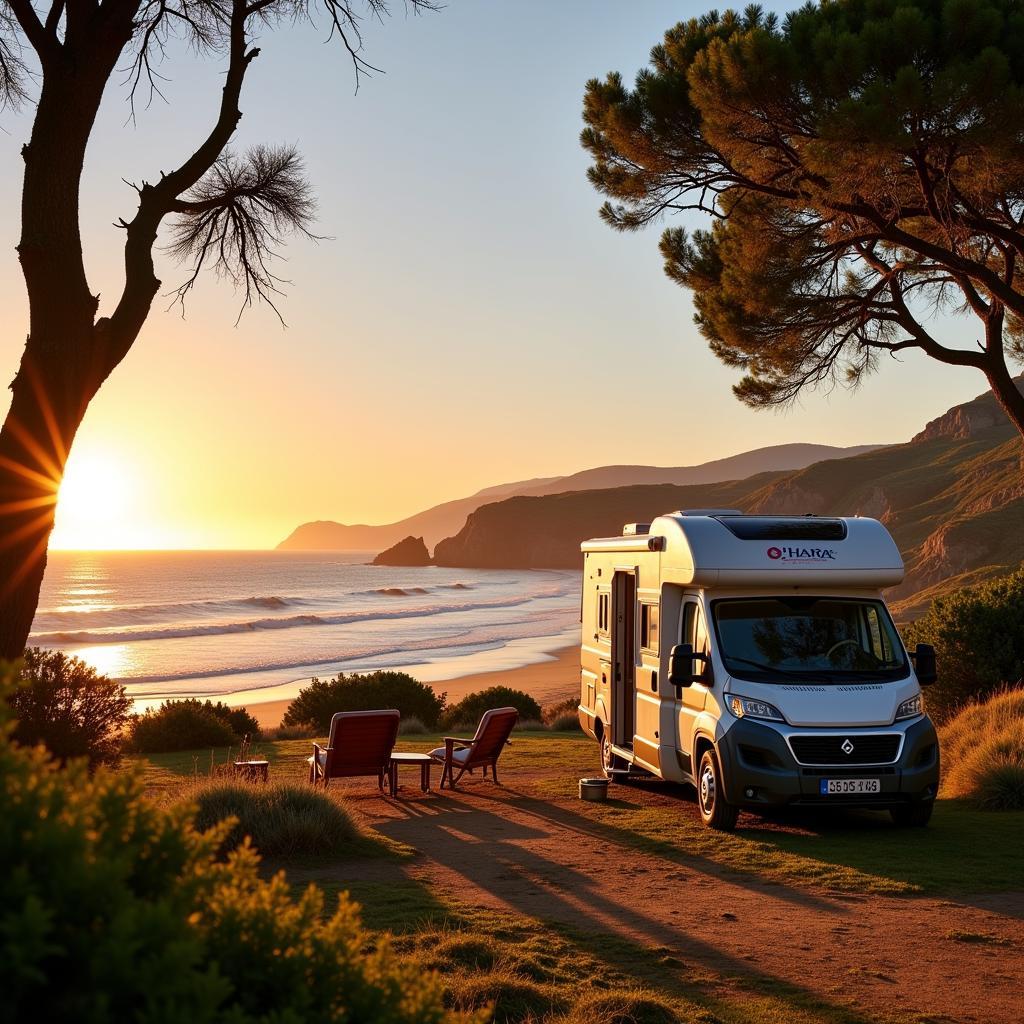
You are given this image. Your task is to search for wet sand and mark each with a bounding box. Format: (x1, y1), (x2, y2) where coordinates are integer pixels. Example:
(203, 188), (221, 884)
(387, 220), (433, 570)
(246, 645), (580, 729)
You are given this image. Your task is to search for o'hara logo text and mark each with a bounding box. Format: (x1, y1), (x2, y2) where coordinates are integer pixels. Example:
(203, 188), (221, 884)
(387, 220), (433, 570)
(766, 545), (838, 562)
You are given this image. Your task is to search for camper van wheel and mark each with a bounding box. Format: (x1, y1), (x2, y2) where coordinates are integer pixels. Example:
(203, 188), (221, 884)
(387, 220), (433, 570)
(697, 748), (738, 831)
(600, 734), (626, 780)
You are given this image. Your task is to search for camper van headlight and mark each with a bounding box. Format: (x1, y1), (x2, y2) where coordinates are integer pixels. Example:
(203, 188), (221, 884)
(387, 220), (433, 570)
(726, 695), (785, 722)
(895, 693), (924, 721)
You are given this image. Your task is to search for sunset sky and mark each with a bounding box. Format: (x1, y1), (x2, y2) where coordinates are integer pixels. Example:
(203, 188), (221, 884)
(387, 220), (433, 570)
(0, 1), (989, 550)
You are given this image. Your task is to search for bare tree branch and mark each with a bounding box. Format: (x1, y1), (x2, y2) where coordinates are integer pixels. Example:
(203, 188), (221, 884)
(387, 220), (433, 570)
(166, 143), (317, 322)
(4, 0), (55, 62)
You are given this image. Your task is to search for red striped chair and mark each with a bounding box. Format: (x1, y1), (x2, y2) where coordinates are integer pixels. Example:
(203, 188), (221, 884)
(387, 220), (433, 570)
(429, 706), (518, 789)
(307, 709), (400, 795)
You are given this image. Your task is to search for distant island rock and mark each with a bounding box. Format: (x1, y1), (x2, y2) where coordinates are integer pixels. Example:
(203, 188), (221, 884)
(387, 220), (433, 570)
(372, 536), (432, 567)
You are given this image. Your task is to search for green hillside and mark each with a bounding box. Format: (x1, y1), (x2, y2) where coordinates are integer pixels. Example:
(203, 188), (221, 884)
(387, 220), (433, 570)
(433, 383), (1024, 618)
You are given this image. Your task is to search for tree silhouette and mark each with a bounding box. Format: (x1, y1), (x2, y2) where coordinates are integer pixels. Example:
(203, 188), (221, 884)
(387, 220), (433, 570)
(582, 2), (1024, 437)
(0, 0), (436, 658)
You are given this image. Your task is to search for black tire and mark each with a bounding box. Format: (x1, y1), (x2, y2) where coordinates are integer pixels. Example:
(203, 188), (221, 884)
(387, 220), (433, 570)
(697, 747), (739, 831)
(890, 801), (933, 827)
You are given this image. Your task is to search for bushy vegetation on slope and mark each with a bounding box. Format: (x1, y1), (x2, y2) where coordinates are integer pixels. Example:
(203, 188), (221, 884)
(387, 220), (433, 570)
(0, 663), (451, 1023)
(905, 568), (1024, 722)
(940, 689), (1024, 810)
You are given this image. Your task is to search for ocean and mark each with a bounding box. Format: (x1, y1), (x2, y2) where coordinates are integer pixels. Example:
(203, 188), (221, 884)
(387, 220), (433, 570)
(31, 551), (581, 710)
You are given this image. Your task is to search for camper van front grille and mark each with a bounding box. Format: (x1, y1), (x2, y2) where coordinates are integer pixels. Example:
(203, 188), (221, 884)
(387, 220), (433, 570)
(788, 734), (901, 766)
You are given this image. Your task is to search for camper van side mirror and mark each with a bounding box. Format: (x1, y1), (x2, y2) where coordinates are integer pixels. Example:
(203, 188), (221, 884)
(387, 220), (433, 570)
(669, 643), (697, 688)
(911, 643), (937, 687)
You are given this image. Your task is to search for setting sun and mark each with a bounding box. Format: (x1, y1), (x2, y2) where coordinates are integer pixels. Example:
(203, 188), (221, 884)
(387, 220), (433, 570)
(50, 449), (139, 550)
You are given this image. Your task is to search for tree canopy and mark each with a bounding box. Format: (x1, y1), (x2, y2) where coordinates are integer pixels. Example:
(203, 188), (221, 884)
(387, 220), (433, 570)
(582, 0), (1024, 433)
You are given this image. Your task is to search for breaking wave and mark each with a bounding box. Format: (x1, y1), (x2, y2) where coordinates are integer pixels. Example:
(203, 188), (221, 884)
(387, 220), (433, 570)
(31, 594), (539, 646)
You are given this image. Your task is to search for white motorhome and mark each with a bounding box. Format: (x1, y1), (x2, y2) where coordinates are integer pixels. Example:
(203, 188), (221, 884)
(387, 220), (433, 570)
(578, 512), (939, 830)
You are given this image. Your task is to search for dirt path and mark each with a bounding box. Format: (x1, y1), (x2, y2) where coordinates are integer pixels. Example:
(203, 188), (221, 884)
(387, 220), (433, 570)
(301, 771), (1024, 1024)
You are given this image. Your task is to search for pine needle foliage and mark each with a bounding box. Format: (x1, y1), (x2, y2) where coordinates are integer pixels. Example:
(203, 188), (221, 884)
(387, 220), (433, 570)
(582, 1), (1024, 433)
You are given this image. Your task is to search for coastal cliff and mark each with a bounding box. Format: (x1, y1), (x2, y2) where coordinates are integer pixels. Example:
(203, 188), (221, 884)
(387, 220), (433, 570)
(432, 474), (783, 569)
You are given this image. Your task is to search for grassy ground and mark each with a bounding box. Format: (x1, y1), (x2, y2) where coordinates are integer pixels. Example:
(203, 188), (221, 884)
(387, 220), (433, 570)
(133, 732), (1023, 1024)
(314, 884), (936, 1024)
(133, 730), (1024, 897)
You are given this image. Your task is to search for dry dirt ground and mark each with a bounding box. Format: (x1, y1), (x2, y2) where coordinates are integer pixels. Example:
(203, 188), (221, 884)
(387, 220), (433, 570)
(293, 760), (1024, 1024)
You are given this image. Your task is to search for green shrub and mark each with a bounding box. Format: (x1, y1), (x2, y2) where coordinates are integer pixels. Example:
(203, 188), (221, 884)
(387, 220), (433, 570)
(284, 670), (445, 731)
(8, 648), (131, 769)
(0, 662), (450, 1023)
(217, 702), (261, 739)
(441, 686), (541, 731)
(190, 781), (360, 856)
(940, 690), (1024, 809)
(130, 698), (261, 753)
(904, 569), (1024, 722)
(399, 715), (429, 735)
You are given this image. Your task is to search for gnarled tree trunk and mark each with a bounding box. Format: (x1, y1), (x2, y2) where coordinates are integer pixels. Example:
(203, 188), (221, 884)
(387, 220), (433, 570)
(0, 37), (128, 661)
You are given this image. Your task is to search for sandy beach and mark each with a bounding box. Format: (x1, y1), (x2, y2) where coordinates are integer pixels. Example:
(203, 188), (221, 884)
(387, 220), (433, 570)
(245, 644), (580, 729)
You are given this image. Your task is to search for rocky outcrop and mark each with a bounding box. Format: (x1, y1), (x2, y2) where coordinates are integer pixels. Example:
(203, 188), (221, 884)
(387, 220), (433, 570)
(371, 536), (431, 567)
(912, 377), (1022, 442)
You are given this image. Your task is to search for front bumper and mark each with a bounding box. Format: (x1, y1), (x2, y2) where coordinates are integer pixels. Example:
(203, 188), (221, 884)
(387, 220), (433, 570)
(716, 715), (940, 810)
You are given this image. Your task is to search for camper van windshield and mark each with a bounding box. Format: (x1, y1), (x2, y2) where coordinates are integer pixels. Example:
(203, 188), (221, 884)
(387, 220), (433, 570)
(712, 597), (907, 682)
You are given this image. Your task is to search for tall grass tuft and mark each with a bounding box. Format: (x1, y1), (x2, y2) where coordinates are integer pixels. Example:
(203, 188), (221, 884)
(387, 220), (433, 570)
(940, 689), (1024, 810)
(399, 716), (429, 735)
(556, 990), (682, 1024)
(445, 971), (565, 1023)
(545, 697), (581, 733)
(264, 722), (318, 741)
(190, 780), (360, 856)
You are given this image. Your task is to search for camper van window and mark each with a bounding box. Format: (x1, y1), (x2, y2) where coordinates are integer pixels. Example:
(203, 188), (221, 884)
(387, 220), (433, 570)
(681, 601), (709, 655)
(597, 593), (609, 634)
(681, 601), (696, 647)
(640, 603), (659, 652)
(711, 597), (907, 682)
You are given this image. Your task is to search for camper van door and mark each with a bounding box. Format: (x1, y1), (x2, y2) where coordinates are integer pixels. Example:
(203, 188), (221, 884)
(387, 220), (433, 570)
(611, 571), (636, 750)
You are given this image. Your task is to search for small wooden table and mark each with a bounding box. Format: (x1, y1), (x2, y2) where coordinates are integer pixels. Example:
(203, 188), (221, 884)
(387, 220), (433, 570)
(389, 751), (432, 794)
(233, 759), (270, 783)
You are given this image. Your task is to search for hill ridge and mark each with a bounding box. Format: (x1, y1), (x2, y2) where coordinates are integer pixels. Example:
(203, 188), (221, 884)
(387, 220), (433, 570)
(276, 442), (885, 551)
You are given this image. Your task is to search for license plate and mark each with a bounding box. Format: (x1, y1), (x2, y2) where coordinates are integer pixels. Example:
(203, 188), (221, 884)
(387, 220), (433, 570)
(820, 778), (881, 795)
